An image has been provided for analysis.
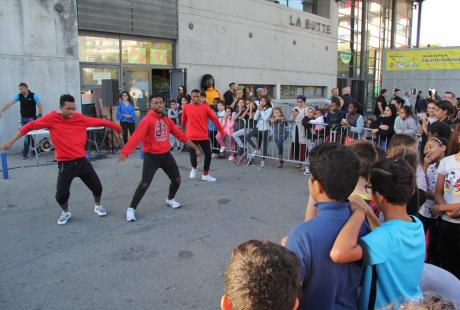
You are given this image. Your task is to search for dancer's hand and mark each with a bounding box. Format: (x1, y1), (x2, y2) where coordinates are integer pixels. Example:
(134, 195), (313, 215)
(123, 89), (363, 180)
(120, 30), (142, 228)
(0, 141), (13, 151)
(195, 148), (201, 159)
(117, 154), (127, 164)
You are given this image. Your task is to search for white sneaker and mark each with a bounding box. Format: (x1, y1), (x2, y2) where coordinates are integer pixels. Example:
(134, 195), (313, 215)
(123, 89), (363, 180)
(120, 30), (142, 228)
(304, 167), (311, 175)
(126, 207), (136, 222)
(166, 198), (181, 209)
(228, 156), (234, 161)
(211, 153), (217, 158)
(249, 150), (259, 157)
(57, 211), (72, 225)
(94, 204), (107, 216)
(202, 174), (216, 182)
(189, 168), (197, 179)
(220, 146), (226, 153)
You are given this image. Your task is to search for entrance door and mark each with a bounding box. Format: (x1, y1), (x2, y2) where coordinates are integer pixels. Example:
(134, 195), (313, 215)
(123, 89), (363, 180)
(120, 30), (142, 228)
(123, 68), (151, 118)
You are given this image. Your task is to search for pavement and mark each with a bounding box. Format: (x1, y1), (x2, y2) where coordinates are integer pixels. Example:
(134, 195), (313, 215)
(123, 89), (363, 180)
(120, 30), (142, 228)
(0, 150), (308, 310)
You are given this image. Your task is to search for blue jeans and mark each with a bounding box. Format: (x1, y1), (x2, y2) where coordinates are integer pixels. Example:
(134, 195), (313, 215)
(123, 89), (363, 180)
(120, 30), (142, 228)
(21, 117), (35, 157)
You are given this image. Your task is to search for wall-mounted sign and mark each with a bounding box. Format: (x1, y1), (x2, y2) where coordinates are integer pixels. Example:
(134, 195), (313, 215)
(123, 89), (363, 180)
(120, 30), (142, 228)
(386, 48), (460, 71)
(289, 15), (332, 35)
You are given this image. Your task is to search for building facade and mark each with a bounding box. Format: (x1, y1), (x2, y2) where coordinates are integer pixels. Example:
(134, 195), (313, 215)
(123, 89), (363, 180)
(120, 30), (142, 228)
(0, 0), (415, 144)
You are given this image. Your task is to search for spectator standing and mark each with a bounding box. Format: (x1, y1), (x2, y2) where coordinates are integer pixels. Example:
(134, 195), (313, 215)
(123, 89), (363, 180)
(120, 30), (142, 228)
(116, 91), (137, 144)
(374, 89), (388, 117)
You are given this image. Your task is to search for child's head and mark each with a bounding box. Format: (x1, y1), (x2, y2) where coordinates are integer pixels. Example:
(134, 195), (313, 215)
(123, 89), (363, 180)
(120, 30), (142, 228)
(217, 100), (225, 111)
(347, 141), (379, 180)
(225, 107), (233, 116)
(308, 143), (360, 202)
(200, 93), (206, 103)
(222, 240), (300, 310)
(315, 108), (323, 117)
(236, 98), (245, 110)
(306, 107), (315, 118)
(369, 159), (415, 210)
(259, 95), (272, 108)
(273, 107), (284, 119)
(424, 136), (447, 163)
(181, 97), (188, 105)
(399, 106), (413, 120)
(386, 134), (418, 170)
(330, 97), (341, 112)
(428, 121), (452, 141)
(170, 100), (177, 109)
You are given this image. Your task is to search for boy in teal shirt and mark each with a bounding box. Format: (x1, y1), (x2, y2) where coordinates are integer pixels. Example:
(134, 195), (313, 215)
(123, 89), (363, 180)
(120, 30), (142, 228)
(330, 159), (425, 310)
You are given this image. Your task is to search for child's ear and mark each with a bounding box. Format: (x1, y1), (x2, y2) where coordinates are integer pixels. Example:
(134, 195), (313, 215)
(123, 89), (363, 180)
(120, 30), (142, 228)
(221, 295), (232, 310)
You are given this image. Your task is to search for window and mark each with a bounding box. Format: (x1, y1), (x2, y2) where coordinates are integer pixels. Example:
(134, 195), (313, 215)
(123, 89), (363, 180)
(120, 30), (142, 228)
(81, 66), (119, 90)
(79, 35), (120, 63)
(280, 85), (325, 99)
(122, 40), (173, 66)
(273, 0), (317, 14)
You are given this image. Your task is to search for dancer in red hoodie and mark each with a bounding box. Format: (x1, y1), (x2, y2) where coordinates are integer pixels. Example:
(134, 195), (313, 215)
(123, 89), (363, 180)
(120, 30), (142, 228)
(118, 95), (201, 222)
(0, 94), (122, 225)
(182, 89), (225, 182)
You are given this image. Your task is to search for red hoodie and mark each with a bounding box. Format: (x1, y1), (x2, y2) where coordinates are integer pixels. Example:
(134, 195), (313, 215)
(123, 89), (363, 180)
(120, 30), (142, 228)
(120, 110), (188, 157)
(181, 103), (224, 140)
(20, 111), (122, 161)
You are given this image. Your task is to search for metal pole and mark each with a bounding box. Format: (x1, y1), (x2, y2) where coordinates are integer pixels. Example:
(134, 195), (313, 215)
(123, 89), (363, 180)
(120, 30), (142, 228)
(416, 1), (423, 48)
(1, 152), (9, 180)
(391, 0), (397, 49)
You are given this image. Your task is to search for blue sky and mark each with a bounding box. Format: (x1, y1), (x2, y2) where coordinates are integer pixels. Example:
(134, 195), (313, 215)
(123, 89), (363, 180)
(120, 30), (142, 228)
(414, 0), (460, 47)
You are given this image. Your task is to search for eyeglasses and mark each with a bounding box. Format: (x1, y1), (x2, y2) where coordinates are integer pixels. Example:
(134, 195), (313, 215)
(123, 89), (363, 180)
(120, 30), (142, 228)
(364, 184), (373, 194)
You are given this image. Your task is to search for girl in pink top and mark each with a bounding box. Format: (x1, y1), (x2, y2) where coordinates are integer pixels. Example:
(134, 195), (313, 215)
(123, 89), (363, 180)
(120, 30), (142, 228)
(216, 107), (236, 160)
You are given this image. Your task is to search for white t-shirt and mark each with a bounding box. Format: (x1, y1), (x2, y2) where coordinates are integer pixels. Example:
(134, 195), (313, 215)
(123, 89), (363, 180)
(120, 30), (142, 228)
(437, 155), (460, 224)
(419, 163), (438, 218)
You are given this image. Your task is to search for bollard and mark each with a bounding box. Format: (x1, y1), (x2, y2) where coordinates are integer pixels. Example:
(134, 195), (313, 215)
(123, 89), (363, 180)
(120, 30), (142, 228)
(1, 152), (9, 180)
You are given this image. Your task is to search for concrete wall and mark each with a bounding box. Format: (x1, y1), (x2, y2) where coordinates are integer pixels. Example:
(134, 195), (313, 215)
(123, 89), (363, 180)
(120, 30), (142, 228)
(382, 48), (460, 101)
(0, 0), (80, 150)
(177, 0), (338, 99)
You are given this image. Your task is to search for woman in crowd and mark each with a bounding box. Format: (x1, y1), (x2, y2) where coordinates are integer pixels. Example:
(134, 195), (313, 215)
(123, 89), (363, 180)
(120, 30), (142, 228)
(434, 100), (455, 124)
(372, 104), (397, 148)
(394, 106), (418, 136)
(116, 91), (137, 144)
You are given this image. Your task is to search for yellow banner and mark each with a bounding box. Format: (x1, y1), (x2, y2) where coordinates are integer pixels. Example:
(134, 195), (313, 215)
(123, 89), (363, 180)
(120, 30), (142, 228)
(386, 48), (460, 71)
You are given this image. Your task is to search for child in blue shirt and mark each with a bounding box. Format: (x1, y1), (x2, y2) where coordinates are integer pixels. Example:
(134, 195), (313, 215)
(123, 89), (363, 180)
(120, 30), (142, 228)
(285, 143), (367, 309)
(330, 159), (425, 310)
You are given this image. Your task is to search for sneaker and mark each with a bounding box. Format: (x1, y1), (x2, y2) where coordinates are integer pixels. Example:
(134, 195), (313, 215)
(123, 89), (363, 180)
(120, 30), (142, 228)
(228, 156), (234, 161)
(126, 207), (136, 222)
(189, 168), (197, 179)
(166, 198), (181, 209)
(57, 211), (72, 225)
(202, 174), (216, 182)
(304, 167), (311, 175)
(94, 204), (107, 216)
(211, 153), (217, 158)
(220, 146), (226, 153)
(249, 150), (259, 157)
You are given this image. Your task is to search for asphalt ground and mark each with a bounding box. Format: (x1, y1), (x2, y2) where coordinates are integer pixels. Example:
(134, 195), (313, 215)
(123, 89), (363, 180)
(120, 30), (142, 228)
(0, 150), (308, 310)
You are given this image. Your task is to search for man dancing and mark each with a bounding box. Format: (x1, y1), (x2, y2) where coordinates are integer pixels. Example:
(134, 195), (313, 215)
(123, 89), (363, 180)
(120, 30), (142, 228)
(182, 89), (225, 182)
(118, 95), (201, 222)
(0, 94), (122, 225)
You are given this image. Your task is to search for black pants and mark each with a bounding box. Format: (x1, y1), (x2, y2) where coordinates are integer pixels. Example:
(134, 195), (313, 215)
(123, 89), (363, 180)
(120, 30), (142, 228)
(437, 220), (460, 279)
(189, 140), (212, 172)
(121, 122), (135, 144)
(56, 158), (102, 205)
(130, 152), (181, 209)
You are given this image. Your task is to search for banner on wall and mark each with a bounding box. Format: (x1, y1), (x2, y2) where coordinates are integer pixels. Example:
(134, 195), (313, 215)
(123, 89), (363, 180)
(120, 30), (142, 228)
(386, 48), (460, 71)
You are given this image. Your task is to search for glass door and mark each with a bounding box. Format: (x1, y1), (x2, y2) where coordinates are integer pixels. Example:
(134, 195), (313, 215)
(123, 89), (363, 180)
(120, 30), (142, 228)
(123, 68), (151, 118)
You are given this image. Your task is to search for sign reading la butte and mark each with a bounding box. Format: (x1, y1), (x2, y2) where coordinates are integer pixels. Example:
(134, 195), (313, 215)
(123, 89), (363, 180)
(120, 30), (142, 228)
(289, 15), (332, 35)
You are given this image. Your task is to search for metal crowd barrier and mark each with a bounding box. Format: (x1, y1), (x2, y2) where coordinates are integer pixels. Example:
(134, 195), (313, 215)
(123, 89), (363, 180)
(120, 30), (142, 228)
(207, 116), (399, 168)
